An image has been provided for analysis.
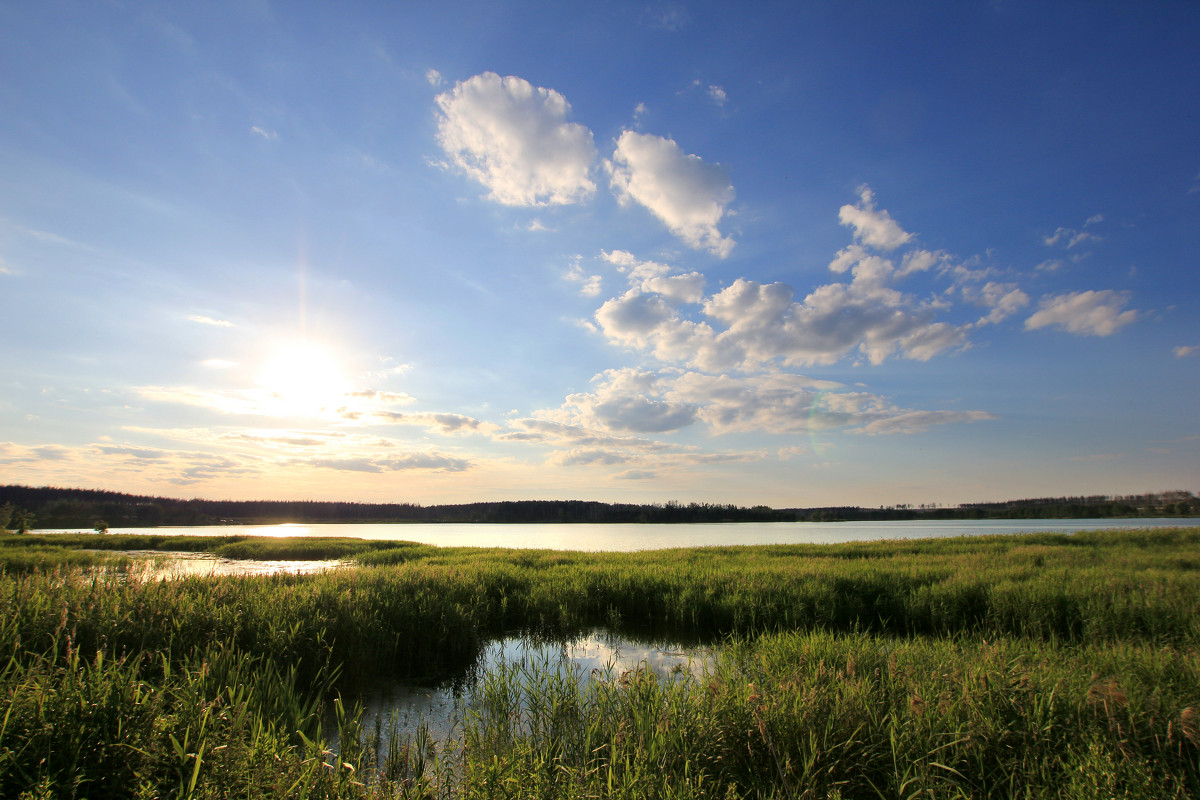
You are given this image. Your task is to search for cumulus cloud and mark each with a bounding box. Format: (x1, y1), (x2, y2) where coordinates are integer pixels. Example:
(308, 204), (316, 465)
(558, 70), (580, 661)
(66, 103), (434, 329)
(601, 249), (704, 302)
(1024, 290), (1138, 336)
(435, 72), (597, 206)
(499, 417), (680, 453)
(838, 186), (913, 250)
(592, 188), (1153, 370)
(962, 282), (1030, 325)
(607, 130), (736, 256)
(557, 369), (698, 434)
(596, 274), (968, 371)
(538, 367), (994, 440)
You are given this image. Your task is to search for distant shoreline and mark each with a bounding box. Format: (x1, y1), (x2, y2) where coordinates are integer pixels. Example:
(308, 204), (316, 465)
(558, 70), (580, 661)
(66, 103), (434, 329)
(2, 484), (1196, 529)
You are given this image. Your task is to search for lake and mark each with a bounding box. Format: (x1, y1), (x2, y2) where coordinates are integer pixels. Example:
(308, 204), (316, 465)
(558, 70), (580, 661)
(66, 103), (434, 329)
(39, 517), (1195, 551)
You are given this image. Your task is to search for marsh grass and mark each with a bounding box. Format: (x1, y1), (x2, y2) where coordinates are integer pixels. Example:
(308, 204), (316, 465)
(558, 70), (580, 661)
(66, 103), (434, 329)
(0, 533), (415, 562)
(1, 527), (1198, 797)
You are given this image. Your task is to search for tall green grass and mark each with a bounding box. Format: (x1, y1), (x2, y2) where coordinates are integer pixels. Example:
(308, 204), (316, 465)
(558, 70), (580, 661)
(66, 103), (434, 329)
(1, 527), (1198, 797)
(0, 533), (419, 561)
(413, 631), (1198, 798)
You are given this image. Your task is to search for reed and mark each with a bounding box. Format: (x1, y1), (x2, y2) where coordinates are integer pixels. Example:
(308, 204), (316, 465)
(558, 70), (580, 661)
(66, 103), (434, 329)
(1, 526), (1198, 797)
(429, 630), (1200, 798)
(1, 533), (416, 561)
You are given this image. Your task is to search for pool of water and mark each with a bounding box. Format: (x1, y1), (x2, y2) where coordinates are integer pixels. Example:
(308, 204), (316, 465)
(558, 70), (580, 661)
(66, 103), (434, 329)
(111, 551), (345, 579)
(340, 628), (714, 758)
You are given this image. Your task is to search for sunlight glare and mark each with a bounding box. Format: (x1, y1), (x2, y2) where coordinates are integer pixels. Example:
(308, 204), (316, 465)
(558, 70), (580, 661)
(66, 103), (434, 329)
(256, 341), (350, 417)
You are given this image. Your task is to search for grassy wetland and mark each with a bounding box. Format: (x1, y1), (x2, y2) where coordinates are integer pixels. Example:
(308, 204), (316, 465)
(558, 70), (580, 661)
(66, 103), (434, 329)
(1, 528), (1199, 798)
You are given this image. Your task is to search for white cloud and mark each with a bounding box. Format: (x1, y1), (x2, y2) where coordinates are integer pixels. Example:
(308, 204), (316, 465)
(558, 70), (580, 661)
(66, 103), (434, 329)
(1024, 290), (1138, 336)
(372, 411), (496, 435)
(1044, 216), (1103, 249)
(497, 418), (683, 457)
(557, 369), (699, 434)
(1173, 345), (1199, 358)
(1043, 226), (1100, 249)
(345, 388), (416, 404)
(540, 367), (994, 439)
(563, 256), (603, 297)
(425, 68), (443, 87)
(707, 85), (728, 106)
(250, 126), (278, 140)
(963, 281), (1030, 325)
(838, 186), (913, 251)
(601, 249), (671, 281)
(435, 72), (597, 207)
(188, 314), (236, 327)
(829, 245), (869, 274)
(897, 249), (944, 277)
(849, 410), (996, 436)
(607, 130), (736, 256)
(642, 272), (705, 304)
(596, 272), (968, 371)
(304, 453), (470, 473)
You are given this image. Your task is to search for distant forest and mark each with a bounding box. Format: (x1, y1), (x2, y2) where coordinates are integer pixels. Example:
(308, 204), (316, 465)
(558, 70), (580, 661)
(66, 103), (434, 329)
(0, 485), (1196, 530)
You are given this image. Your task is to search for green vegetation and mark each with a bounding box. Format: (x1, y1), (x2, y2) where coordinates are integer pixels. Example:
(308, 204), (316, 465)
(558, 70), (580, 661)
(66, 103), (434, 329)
(0, 501), (35, 533)
(1, 528), (1199, 797)
(0, 533), (413, 564)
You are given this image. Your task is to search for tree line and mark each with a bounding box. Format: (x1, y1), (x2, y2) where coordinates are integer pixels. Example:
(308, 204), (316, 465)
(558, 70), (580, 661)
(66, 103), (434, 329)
(0, 484), (1194, 530)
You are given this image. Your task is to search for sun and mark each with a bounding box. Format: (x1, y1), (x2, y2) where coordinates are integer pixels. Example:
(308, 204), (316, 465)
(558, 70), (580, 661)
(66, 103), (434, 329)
(256, 340), (350, 417)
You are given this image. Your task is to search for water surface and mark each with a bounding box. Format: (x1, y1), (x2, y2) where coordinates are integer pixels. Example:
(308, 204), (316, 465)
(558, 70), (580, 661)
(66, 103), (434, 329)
(43, 517), (1194, 551)
(344, 628), (712, 750)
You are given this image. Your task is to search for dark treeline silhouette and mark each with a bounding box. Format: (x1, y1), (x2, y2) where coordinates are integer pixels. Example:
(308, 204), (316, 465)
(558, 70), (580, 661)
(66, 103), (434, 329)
(790, 491), (1198, 521)
(0, 485), (1194, 529)
(0, 486), (791, 528)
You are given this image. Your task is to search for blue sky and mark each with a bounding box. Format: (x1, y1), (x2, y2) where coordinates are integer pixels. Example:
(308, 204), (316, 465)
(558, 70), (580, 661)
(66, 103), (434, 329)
(1, 1), (1197, 507)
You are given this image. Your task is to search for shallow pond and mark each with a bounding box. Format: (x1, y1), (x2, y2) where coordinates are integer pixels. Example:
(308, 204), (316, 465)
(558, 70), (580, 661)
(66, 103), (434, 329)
(112, 550), (344, 579)
(339, 628), (714, 754)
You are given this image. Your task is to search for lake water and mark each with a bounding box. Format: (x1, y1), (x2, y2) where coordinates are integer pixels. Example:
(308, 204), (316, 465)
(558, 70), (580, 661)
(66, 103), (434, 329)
(41, 517), (1195, 551)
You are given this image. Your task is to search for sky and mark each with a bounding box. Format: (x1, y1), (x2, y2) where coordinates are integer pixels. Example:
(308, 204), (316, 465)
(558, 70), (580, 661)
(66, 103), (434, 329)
(1, 1), (1197, 509)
